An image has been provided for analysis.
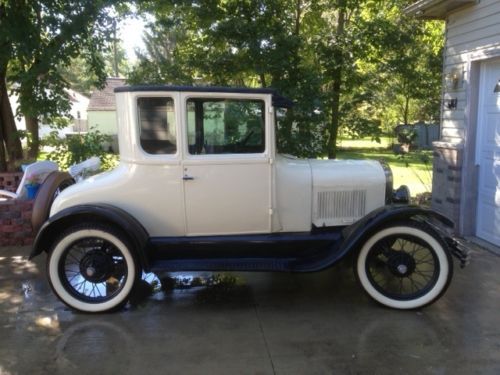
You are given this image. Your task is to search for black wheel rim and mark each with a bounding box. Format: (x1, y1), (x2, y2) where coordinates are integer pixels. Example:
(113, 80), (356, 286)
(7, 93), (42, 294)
(58, 237), (128, 303)
(365, 234), (440, 301)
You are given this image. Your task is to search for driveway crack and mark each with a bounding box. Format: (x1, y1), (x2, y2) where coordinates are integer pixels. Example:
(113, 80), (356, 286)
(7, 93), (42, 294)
(254, 303), (276, 375)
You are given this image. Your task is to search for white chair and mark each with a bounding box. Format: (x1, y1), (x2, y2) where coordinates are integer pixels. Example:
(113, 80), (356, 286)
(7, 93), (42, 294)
(0, 160), (58, 200)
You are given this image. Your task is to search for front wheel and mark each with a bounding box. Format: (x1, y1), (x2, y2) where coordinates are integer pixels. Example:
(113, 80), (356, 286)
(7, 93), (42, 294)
(355, 221), (453, 310)
(47, 224), (139, 313)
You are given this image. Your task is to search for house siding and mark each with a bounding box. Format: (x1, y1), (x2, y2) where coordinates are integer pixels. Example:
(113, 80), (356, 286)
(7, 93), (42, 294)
(442, 0), (500, 141)
(87, 111), (119, 152)
(87, 111), (117, 135)
(433, 0), (500, 234)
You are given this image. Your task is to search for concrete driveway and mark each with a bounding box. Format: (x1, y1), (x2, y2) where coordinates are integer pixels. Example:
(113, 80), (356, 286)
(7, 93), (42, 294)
(0, 245), (499, 375)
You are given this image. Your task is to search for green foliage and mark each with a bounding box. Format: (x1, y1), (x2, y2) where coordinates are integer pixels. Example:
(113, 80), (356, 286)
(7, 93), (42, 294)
(43, 127), (116, 171)
(396, 127), (418, 145)
(58, 38), (131, 97)
(130, 0), (443, 158)
(0, 0), (131, 168)
(3, 1), (123, 118)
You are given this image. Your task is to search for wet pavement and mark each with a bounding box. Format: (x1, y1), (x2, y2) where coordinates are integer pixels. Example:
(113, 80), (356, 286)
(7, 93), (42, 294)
(0, 245), (500, 375)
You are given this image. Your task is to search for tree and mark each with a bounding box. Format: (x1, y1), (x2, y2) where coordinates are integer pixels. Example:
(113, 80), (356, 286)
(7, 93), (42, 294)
(0, 3), (23, 171)
(381, 19), (443, 126)
(132, 0), (328, 157)
(59, 39), (131, 97)
(0, 0), (127, 170)
(130, 0), (443, 158)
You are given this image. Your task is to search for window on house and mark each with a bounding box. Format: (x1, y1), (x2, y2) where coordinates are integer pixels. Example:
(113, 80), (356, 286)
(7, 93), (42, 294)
(137, 97), (176, 155)
(186, 98), (265, 155)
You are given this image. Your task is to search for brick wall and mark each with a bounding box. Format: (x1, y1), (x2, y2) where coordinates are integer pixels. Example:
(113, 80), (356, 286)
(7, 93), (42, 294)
(0, 200), (34, 247)
(0, 172), (34, 247)
(431, 142), (463, 233)
(0, 172), (23, 193)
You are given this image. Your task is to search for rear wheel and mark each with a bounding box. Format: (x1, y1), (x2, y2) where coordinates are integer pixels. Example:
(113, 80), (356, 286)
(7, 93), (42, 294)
(47, 224), (139, 313)
(355, 221), (453, 309)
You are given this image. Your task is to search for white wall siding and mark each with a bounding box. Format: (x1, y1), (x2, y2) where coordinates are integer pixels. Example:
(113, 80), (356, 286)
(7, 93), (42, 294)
(441, 0), (500, 143)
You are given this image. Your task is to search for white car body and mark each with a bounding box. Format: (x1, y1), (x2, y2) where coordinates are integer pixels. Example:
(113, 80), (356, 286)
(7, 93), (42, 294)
(52, 89), (387, 236)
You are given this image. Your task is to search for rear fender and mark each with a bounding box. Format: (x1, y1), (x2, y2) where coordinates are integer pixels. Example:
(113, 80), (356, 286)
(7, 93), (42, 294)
(30, 204), (151, 271)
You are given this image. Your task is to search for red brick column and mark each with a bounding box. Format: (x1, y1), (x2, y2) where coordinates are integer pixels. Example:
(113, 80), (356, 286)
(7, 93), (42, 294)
(0, 172), (23, 193)
(0, 200), (34, 247)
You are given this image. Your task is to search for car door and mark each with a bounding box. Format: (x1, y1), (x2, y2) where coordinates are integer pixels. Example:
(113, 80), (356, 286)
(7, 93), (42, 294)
(181, 93), (272, 236)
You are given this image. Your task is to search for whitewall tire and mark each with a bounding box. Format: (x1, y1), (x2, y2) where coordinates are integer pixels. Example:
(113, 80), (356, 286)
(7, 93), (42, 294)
(47, 225), (138, 313)
(355, 221), (453, 310)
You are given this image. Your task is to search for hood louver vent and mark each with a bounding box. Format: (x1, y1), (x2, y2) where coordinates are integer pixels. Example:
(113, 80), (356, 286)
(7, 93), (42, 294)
(317, 190), (366, 220)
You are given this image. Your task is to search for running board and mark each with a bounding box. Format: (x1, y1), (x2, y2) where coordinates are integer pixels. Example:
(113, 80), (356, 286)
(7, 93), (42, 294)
(150, 258), (293, 272)
(146, 229), (347, 273)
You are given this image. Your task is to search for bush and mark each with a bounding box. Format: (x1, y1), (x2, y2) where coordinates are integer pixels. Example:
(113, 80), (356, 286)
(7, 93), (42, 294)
(43, 126), (117, 171)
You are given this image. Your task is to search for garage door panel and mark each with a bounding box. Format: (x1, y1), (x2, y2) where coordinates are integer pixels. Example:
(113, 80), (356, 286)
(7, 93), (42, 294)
(477, 190), (500, 206)
(477, 60), (500, 246)
(484, 92), (500, 108)
(483, 114), (500, 148)
(478, 157), (500, 191)
(476, 202), (500, 245)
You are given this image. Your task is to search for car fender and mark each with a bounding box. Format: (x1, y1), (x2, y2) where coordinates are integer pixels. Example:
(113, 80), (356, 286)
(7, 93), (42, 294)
(30, 204), (151, 271)
(338, 204), (454, 257)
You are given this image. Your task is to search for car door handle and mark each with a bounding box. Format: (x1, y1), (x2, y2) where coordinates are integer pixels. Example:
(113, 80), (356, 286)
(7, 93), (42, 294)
(182, 175), (195, 180)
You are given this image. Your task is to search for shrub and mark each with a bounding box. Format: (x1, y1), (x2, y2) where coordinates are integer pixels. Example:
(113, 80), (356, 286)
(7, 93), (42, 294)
(43, 126), (117, 171)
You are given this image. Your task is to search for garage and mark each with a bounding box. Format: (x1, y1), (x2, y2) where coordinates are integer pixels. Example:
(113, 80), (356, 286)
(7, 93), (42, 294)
(476, 59), (500, 246)
(406, 0), (500, 251)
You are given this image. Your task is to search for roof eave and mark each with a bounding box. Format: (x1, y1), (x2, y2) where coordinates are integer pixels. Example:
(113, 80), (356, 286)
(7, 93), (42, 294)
(404, 0), (477, 19)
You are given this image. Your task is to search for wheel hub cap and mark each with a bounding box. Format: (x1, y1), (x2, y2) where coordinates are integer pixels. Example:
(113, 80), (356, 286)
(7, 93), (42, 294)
(79, 251), (114, 283)
(86, 266), (96, 277)
(387, 251), (416, 277)
(397, 264), (408, 274)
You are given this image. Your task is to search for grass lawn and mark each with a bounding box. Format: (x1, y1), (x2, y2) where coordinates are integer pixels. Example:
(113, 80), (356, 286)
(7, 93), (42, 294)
(337, 147), (433, 197)
(337, 136), (393, 149)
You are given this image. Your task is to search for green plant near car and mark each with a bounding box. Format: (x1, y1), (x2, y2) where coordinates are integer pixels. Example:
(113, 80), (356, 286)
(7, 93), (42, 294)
(43, 126), (118, 171)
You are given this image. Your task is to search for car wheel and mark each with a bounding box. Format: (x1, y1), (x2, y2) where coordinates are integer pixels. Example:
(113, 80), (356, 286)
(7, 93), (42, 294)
(355, 221), (453, 310)
(47, 224), (139, 313)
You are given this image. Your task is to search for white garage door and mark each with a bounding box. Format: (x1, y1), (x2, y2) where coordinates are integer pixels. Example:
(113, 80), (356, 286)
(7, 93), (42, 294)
(476, 59), (500, 246)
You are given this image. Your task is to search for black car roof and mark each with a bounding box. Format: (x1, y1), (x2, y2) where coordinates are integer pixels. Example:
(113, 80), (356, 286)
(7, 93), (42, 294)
(114, 85), (294, 108)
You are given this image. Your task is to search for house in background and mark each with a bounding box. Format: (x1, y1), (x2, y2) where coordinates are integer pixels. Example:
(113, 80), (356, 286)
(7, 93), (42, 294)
(87, 77), (126, 151)
(406, 0), (500, 250)
(9, 88), (89, 138)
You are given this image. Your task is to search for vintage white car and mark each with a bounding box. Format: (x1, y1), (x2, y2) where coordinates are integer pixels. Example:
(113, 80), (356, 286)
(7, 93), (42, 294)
(30, 86), (468, 312)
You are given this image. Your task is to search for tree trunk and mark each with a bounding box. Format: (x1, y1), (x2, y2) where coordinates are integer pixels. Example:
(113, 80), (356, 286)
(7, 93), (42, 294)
(327, 2), (346, 159)
(0, 68), (23, 171)
(25, 116), (39, 159)
(0, 110), (7, 172)
(403, 95), (410, 125)
(0, 69), (7, 171)
(259, 73), (267, 88)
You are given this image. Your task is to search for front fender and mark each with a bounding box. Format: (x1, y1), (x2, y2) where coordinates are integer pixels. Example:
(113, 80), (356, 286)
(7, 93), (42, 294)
(293, 205), (455, 272)
(338, 204), (454, 258)
(30, 204), (151, 271)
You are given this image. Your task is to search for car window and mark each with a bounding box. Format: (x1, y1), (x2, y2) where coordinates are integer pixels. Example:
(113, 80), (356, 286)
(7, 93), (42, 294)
(186, 98), (265, 155)
(137, 97), (176, 155)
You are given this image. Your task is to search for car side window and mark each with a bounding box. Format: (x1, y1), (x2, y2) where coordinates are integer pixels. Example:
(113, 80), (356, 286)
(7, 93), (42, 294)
(187, 98), (265, 155)
(137, 97), (176, 155)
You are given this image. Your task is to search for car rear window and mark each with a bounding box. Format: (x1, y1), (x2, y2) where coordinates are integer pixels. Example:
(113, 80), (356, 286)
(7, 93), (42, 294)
(137, 97), (176, 155)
